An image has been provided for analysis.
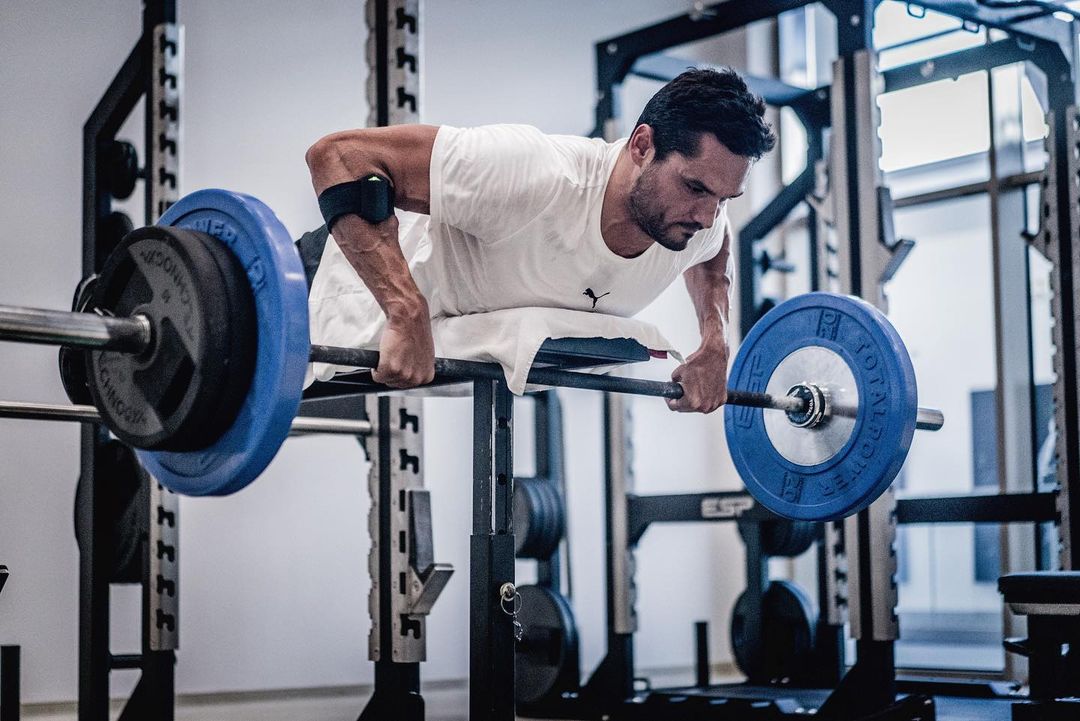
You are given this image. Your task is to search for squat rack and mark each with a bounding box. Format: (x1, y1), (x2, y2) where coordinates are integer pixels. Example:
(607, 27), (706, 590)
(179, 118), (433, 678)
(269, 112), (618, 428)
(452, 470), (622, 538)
(587, 1), (1078, 719)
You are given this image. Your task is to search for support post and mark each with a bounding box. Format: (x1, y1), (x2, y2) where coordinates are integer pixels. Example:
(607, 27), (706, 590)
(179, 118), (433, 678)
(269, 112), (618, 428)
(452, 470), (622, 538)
(360, 396), (435, 721)
(817, 4), (903, 714)
(0, 646), (18, 721)
(469, 380), (516, 721)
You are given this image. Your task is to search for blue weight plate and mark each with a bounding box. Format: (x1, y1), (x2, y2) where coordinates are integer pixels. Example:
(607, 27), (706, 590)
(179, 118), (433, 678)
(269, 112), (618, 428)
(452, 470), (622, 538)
(725, 292), (917, 521)
(141, 189), (310, 495)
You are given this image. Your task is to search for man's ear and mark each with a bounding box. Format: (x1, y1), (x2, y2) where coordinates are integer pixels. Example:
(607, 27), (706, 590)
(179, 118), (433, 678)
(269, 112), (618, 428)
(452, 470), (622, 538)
(628, 124), (654, 167)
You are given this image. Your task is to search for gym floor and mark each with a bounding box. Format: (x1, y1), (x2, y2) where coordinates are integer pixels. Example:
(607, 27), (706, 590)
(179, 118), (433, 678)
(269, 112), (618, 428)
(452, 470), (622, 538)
(18, 669), (706, 720)
(20, 684), (467, 721)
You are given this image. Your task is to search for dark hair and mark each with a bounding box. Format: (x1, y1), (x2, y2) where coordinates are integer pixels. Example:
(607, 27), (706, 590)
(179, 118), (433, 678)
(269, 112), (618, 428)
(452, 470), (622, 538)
(634, 67), (776, 161)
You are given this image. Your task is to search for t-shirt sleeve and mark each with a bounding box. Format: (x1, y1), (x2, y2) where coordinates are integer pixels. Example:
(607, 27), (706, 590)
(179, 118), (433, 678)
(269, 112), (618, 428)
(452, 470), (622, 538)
(429, 124), (564, 242)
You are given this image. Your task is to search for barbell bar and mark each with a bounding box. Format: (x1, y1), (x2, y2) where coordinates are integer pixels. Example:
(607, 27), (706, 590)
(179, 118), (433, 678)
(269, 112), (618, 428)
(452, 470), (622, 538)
(310, 346), (943, 431)
(0, 305), (942, 432)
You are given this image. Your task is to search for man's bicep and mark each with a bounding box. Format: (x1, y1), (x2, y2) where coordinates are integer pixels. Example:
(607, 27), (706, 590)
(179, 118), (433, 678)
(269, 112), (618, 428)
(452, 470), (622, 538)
(306, 124), (438, 215)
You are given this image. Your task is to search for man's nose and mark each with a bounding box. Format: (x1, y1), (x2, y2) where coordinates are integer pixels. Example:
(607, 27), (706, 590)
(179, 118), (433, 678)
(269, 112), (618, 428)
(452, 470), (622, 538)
(692, 199), (718, 229)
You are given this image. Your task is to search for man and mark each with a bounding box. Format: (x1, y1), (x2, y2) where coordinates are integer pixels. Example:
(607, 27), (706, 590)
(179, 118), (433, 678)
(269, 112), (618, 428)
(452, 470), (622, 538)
(304, 67), (775, 413)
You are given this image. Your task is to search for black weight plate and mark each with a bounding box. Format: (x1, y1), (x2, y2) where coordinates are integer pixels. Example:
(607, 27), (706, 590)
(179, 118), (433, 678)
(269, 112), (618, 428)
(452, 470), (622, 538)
(538, 477), (565, 559)
(186, 228), (258, 446)
(87, 226), (236, 450)
(97, 211), (135, 259)
(731, 579), (816, 683)
(105, 140), (139, 200)
(516, 585), (578, 706)
(514, 478), (537, 557)
(533, 477), (558, 560)
(74, 440), (147, 583)
(515, 477), (563, 560)
(760, 520), (819, 558)
(59, 274), (99, 405)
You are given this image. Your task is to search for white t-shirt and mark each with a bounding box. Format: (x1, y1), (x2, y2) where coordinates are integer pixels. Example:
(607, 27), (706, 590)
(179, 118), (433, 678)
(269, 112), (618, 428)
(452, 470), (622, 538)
(308, 124), (728, 350)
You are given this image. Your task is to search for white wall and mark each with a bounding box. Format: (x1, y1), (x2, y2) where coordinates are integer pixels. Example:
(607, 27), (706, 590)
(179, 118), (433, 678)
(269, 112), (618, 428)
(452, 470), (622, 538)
(0, 0), (770, 703)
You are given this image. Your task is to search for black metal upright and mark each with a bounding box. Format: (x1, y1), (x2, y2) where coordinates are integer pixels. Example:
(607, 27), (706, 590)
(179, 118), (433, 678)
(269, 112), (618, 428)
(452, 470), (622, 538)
(0, 645), (18, 721)
(80, 2), (178, 719)
(470, 380), (516, 721)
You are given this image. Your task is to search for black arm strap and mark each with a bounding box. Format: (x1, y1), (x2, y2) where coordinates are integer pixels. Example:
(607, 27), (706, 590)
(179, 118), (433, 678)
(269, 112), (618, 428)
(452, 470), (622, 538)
(317, 173), (396, 230)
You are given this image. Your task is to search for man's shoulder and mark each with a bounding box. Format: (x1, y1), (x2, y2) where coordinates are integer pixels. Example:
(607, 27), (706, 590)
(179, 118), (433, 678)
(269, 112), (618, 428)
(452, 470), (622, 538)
(438, 124), (615, 160)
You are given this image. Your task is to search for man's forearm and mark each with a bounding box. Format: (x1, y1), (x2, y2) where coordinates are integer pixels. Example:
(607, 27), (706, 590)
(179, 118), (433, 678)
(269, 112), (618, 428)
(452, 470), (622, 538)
(684, 249), (732, 348)
(669, 234), (733, 414)
(332, 215), (428, 324)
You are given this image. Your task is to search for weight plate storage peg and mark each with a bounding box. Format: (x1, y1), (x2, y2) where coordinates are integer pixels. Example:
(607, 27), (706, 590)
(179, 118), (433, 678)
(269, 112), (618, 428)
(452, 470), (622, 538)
(725, 292), (918, 521)
(134, 189), (309, 496)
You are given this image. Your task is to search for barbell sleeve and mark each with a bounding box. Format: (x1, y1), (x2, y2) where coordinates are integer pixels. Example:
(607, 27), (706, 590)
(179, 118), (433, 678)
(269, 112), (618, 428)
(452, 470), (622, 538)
(0, 400), (372, 436)
(289, 416), (373, 436)
(915, 407), (945, 432)
(711, 388), (942, 430)
(0, 304), (151, 353)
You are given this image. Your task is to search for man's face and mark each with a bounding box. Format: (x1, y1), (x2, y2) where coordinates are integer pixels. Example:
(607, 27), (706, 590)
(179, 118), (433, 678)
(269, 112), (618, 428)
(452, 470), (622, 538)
(628, 130), (752, 251)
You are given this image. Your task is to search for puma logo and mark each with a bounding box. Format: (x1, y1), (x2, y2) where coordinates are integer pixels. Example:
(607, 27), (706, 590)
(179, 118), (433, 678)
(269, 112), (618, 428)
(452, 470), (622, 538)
(583, 287), (610, 309)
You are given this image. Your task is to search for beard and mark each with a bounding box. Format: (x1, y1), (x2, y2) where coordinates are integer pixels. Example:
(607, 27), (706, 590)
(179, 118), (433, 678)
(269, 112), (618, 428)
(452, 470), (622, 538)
(627, 165), (699, 251)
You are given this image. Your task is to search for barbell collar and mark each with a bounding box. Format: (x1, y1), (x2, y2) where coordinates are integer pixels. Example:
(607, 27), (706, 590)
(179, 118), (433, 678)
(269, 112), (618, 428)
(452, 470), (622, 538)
(0, 304), (151, 354)
(0, 400), (372, 436)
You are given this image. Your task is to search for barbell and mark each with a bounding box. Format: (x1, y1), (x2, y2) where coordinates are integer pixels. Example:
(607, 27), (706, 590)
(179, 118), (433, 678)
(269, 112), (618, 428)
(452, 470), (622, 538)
(0, 189), (942, 519)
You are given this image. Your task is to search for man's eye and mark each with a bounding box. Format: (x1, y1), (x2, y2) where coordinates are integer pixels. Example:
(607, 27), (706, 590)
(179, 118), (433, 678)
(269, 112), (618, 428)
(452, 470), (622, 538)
(686, 182), (705, 195)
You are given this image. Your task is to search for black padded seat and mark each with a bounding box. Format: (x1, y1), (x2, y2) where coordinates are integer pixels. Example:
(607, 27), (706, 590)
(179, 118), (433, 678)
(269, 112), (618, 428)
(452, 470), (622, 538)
(999, 573), (1080, 703)
(999, 572), (1080, 609)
